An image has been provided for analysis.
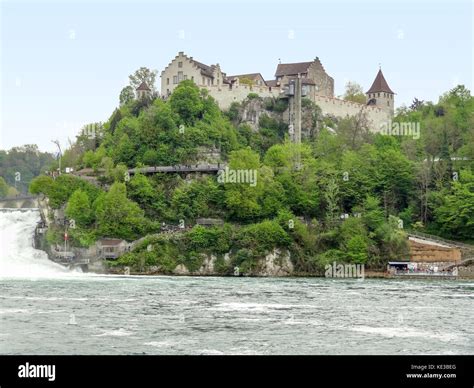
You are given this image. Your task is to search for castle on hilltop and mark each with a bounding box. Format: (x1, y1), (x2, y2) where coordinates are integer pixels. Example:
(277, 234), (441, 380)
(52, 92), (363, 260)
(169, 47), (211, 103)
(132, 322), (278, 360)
(154, 52), (395, 131)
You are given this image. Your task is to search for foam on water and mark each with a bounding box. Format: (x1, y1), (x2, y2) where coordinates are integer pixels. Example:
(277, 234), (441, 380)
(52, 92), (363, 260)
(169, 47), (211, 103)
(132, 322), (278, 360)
(351, 326), (462, 342)
(93, 328), (134, 337)
(0, 209), (71, 279)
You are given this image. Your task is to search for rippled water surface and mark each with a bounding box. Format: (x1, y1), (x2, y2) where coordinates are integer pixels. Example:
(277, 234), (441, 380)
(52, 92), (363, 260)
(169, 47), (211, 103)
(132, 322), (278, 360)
(1, 209), (473, 355)
(1, 276), (473, 355)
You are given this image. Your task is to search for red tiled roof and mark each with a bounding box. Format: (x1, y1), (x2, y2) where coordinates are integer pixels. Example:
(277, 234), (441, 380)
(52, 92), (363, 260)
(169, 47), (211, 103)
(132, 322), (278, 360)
(366, 69), (394, 94)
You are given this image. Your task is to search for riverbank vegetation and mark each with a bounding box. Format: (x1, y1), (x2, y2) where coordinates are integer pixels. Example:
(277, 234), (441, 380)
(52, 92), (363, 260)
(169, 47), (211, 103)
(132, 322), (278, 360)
(28, 77), (474, 273)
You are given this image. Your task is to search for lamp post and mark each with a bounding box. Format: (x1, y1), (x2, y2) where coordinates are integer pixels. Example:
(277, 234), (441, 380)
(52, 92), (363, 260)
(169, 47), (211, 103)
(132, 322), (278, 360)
(52, 140), (62, 174)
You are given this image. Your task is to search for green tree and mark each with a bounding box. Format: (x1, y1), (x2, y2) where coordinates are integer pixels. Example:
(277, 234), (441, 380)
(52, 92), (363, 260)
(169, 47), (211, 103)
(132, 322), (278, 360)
(223, 148), (263, 220)
(435, 170), (474, 239)
(127, 173), (167, 219)
(346, 235), (369, 264)
(0, 145), (55, 194)
(169, 80), (204, 125)
(119, 86), (135, 106)
(343, 81), (366, 104)
(65, 189), (93, 227)
(113, 134), (136, 165)
(171, 177), (224, 221)
(324, 178), (340, 222)
(128, 67), (157, 91)
(95, 182), (147, 240)
(0, 177), (9, 198)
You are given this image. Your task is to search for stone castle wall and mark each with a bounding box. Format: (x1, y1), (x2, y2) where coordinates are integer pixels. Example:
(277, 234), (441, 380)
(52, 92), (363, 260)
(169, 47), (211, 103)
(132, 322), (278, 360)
(205, 84), (391, 132)
(206, 84), (280, 109)
(313, 95), (391, 132)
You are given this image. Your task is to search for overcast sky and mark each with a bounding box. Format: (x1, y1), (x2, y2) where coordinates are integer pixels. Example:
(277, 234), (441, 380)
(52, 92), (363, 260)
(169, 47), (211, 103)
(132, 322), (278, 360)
(1, 0), (472, 153)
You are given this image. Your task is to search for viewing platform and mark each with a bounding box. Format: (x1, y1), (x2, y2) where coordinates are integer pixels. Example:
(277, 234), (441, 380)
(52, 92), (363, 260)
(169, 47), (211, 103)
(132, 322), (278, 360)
(128, 163), (224, 175)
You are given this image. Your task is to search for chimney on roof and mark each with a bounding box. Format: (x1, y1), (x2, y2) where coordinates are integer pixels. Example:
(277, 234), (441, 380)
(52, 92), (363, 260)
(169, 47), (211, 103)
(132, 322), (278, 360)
(178, 51), (184, 55)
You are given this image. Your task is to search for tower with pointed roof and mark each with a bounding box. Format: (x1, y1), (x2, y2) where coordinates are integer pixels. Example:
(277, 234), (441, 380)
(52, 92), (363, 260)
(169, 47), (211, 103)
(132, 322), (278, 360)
(136, 81), (151, 100)
(366, 68), (394, 116)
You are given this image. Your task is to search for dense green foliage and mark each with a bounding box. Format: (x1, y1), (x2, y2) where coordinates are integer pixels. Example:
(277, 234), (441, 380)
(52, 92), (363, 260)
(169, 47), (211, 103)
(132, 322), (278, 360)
(0, 177), (9, 198)
(29, 81), (474, 273)
(0, 145), (54, 194)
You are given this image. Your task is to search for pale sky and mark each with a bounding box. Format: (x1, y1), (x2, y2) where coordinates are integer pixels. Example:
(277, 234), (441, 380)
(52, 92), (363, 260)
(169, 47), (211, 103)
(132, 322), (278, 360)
(1, 0), (472, 152)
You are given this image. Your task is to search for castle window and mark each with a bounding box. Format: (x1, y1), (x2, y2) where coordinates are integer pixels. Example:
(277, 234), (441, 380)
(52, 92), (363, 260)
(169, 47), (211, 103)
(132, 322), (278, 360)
(207, 78), (211, 86)
(178, 71), (183, 82)
(184, 75), (188, 80)
(167, 78), (169, 85)
(191, 76), (194, 81)
(173, 75), (178, 84)
(202, 77), (205, 85)
(387, 101), (390, 106)
(378, 93), (380, 97)
(178, 61), (183, 68)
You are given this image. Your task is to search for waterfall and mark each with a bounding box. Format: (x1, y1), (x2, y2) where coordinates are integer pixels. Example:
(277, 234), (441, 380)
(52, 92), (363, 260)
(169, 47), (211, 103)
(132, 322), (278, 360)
(0, 209), (69, 278)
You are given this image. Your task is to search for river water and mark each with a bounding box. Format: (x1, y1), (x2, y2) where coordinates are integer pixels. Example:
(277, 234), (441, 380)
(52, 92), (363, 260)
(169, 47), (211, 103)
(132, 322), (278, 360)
(1, 210), (473, 355)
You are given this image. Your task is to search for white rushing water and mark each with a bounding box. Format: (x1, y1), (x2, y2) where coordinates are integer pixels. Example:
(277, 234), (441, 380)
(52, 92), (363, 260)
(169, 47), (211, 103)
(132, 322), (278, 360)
(0, 209), (69, 279)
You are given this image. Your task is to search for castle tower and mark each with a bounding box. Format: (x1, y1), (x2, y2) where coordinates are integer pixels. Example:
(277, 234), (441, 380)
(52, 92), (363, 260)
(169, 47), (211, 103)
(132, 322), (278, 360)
(136, 81), (151, 100)
(366, 68), (394, 116)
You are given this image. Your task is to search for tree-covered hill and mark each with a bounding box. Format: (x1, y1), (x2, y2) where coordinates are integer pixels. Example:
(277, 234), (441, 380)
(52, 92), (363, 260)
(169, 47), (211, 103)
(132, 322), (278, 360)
(29, 79), (474, 274)
(0, 144), (55, 196)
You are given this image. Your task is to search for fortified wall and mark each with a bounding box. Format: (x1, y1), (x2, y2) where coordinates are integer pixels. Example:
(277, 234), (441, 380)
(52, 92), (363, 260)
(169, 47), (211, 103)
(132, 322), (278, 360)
(313, 95), (390, 132)
(206, 84), (390, 132)
(206, 84), (280, 109)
